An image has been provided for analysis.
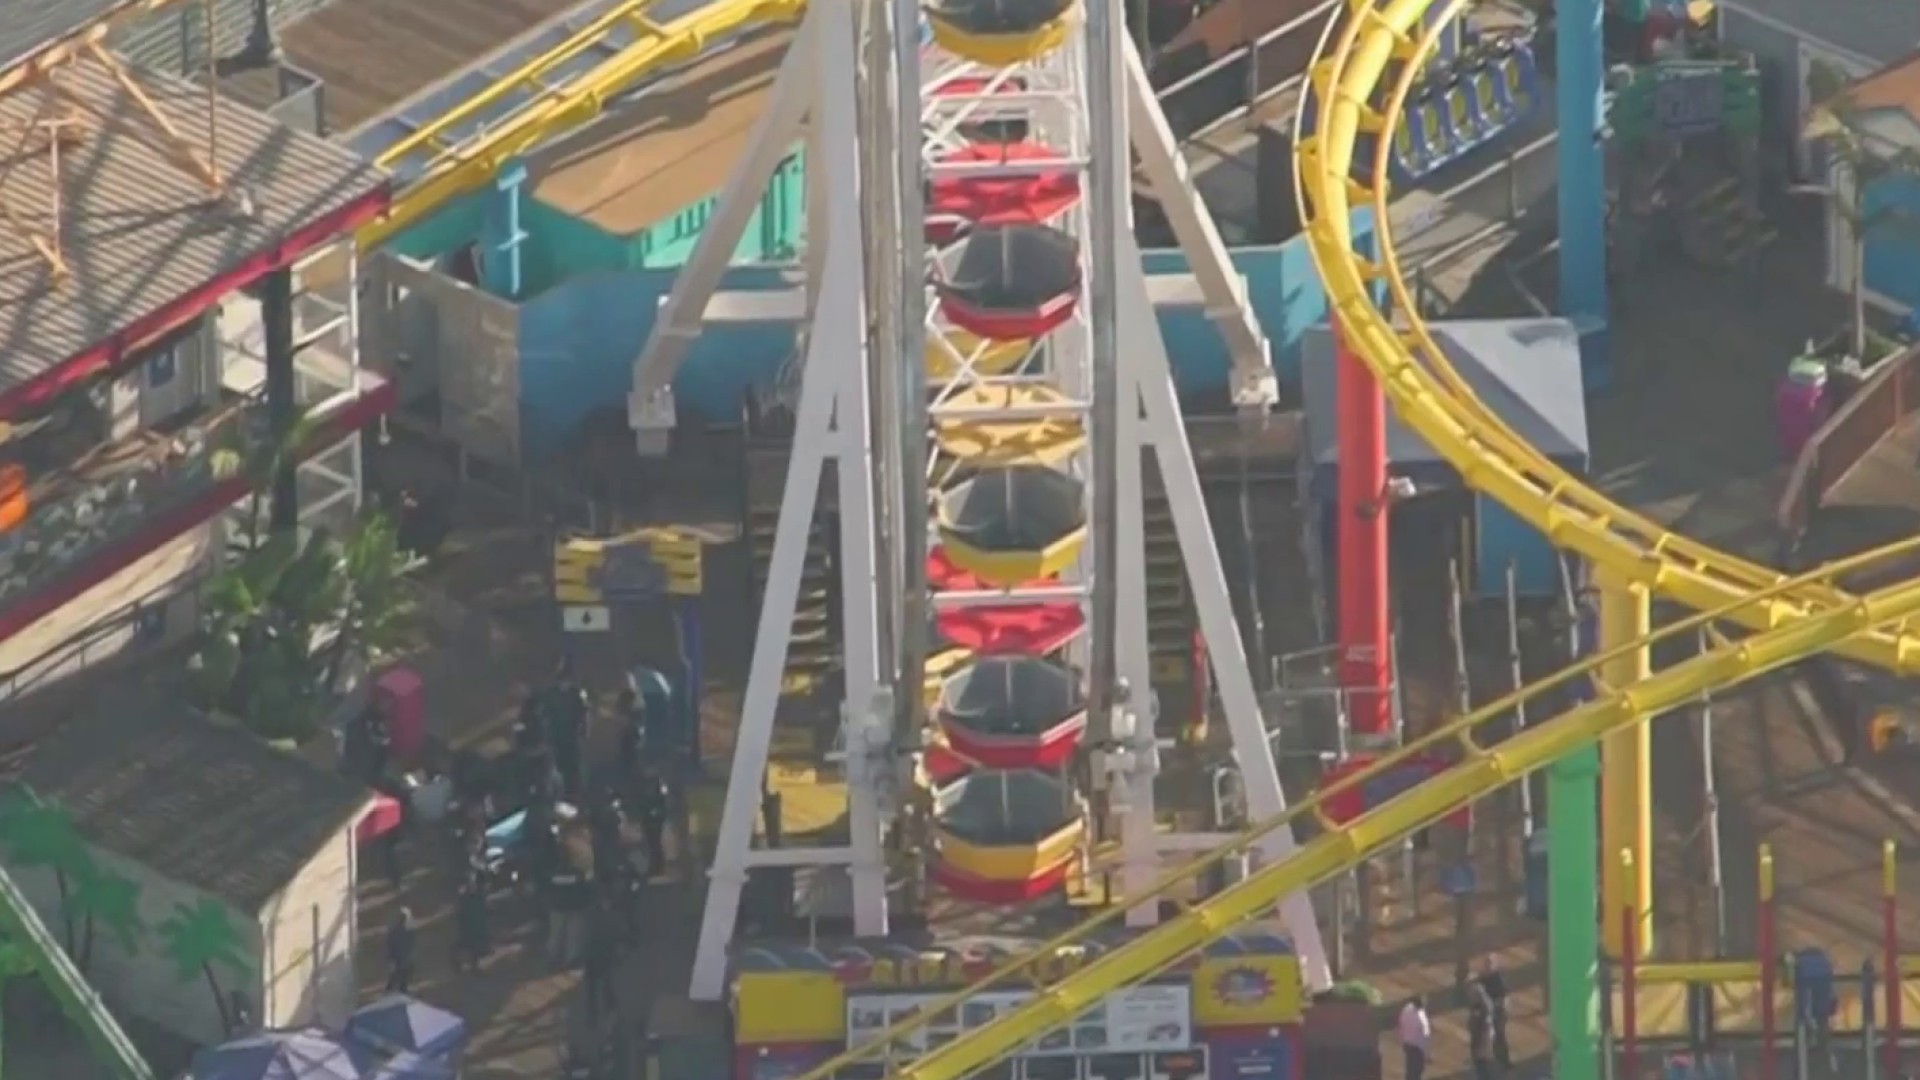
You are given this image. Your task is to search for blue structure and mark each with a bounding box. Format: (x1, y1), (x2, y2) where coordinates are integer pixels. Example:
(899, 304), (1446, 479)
(1300, 318), (1591, 597)
(513, 215), (1375, 461)
(1557, 0), (1612, 390)
(482, 160), (529, 300)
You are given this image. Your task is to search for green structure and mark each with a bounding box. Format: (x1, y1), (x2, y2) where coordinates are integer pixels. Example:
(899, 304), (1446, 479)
(1547, 747), (1602, 1080)
(0, 793), (153, 1080)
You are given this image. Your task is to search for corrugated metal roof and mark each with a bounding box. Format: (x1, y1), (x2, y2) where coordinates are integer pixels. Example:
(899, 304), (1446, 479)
(0, 0), (131, 73)
(0, 57), (386, 398)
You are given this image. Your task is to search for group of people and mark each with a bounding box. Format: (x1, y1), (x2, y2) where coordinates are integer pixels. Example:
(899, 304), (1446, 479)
(1398, 959), (1511, 1080)
(380, 660), (688, 1022)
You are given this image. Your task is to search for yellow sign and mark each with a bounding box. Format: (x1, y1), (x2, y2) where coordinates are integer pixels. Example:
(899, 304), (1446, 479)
(552, 525), (708, 601)
(1192, 954), (1303, 1027)
(736, 971), (846, 1043)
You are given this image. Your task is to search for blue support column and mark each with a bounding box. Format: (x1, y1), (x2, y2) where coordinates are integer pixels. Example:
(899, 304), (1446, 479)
(482, 158), (529, 300)
(676, 597), (705, 775)
(1556, 0), (1612, 392)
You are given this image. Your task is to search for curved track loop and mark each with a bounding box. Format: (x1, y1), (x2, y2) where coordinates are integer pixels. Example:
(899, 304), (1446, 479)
(1295, 0), (1920, 668)
(792, 538), (1920, 1080)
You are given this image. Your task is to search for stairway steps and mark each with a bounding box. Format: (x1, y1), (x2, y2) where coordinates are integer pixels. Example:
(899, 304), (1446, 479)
(749, 513), (840, 696)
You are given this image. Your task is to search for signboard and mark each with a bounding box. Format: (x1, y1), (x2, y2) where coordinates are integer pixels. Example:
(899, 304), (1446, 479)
(552, 525), (707, 603)
(561, 605), (611, 633)
(1654, 71), (1724, 137)
(846, 985), (1191, 1059)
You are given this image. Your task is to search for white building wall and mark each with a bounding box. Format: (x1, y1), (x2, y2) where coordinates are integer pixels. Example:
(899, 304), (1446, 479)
(258, 820), (360, 1031)
(8, 846), (263, 1047)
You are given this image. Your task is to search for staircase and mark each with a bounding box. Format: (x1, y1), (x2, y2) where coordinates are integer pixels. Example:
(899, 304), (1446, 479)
(1681, 178), (1777, 268)
(0, 864), (153, 1080)
(1144, 490), (1193, 684)
(748, 503), (840, 697)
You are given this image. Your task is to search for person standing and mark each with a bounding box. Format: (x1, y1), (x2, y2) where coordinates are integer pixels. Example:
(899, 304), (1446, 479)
(631, 767), (669, 877)
(548, 669), (589, 801)
(1467, 982), (1496, 1080)
(1398, 995), (1430, 1080)
(1478, 956), (1511, 1072)
(453, 883), (492, 973)
(385, 909), (416, 994)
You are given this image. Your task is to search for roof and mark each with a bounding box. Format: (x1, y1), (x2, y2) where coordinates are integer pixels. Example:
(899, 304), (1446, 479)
(15, 700), (374, 911)
(0, 57), (387, 412)
(342, 0), (724, 180)
(1725, 0), (1920, 67)
(0, 0), (137, 75)
(529, 29), (792, 234)
(1826, 50), (1920, 148)
(220, 0), (580, 133)
(1301, 318), (1589, 492)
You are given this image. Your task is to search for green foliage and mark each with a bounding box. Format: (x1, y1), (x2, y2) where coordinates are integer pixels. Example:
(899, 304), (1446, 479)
(155, 899), (249, 984)
(69, 861), (144, 960)
(0, 790), (96, 954)
(157, 898), (251, 1034)
(189, 514), (410, 743)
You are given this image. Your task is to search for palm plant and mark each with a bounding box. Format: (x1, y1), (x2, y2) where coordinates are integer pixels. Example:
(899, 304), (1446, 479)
(68, 860), (144, 971)
(0, 791), (95, 956)
(1802, 60), (1920, 360)
(156, 898), (250, 1036)
(190, 514), (409, 743)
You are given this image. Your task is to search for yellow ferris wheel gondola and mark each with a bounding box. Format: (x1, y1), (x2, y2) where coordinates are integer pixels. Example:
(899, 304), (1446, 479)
(924, 0), (1080, 68)
(933, 384), (1085, 467)
(925, 328), (1031, 383)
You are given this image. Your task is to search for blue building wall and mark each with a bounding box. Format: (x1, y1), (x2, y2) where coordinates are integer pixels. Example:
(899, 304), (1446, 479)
(513, 209), (1374, 462)
(1863, 172), (1920, 315)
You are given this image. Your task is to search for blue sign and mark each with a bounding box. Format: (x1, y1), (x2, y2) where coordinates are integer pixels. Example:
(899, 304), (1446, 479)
(595, 544), (666, 599)
(1442, 862), (1477, 897)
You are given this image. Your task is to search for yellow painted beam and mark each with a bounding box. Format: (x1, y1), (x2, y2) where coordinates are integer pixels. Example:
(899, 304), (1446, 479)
(878, 576), (1920, 1080)
(356, 0), (806, 251)
(783, 537), (1920, 1080)
(1599, 573), (1652, 959)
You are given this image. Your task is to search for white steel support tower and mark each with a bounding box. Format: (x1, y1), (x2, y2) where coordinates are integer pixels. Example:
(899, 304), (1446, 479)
(630, 0), (1330, 1001)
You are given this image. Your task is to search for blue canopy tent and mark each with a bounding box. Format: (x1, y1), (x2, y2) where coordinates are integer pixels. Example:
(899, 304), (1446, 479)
(345, 995), (469, 1061)
(191, 1029), (372, 1080)
(1301, 318), (1590, 597)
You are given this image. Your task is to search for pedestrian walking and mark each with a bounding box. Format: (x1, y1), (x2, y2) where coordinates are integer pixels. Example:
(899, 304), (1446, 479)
(631, 768), (669, 875)
(454, 884), (491, 972)
(385, 909), (416, 994)
(1467, 982), (1496, 1080)
(1398, 995), (1430, 1080)
(1478, 956), (1511, 1071)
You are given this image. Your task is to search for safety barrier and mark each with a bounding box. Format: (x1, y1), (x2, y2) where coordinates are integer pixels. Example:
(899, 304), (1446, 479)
(1777, 342), (1920, 537)
(1604, 842), (1916, 1080)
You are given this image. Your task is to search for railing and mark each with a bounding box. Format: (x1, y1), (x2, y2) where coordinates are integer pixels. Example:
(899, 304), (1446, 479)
(1153, 0), (1342, 145)
(1776, 343), (1920, 537)
(0, 572), (199, 704)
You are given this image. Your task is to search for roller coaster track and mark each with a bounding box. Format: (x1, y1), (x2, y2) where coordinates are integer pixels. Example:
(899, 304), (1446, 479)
(772, 1), (1920, 1077)
(798, 538), (1920, 1080)
(355, 0), (805, 251)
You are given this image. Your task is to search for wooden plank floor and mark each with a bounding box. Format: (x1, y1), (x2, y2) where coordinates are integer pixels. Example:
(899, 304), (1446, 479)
(229, 0), (568, 132)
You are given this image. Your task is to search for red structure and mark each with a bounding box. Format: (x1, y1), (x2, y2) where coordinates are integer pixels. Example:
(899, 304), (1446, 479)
(1334, 324), (1392, 738)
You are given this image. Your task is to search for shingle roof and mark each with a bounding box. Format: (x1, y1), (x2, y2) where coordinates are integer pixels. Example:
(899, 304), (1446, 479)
(15, 699), (373, 911)
(0, 53), (388, 405)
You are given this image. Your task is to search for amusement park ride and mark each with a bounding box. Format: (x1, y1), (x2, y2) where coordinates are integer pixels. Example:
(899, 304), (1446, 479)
(626, 0), (1331, 1002)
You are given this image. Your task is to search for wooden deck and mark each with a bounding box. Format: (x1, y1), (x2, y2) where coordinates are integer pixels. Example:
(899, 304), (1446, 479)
(223, 0), (568, 132)
(529, 31), (791, 236)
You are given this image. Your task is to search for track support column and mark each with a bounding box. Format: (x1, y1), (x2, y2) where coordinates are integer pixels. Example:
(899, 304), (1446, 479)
(1598, 571), (1652, 959)
(1556, 0), (1612, 390)
(1334, 323), (1392, 740)
(1549, 745), (1602, 1080)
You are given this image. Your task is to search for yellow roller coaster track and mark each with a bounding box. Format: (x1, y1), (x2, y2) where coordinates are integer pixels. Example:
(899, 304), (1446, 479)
(804, 538), (1920, 1080)
(354, 0), (805, 251)
(781, 1), (1920, 1077)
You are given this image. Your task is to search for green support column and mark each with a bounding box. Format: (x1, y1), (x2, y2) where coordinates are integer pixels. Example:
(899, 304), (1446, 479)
(1548, 745), (1602, 1080)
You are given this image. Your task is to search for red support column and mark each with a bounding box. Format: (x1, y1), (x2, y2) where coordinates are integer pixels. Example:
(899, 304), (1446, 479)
(1886, 840), (1901, 1079)
(1335, 323), (1392, 738)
